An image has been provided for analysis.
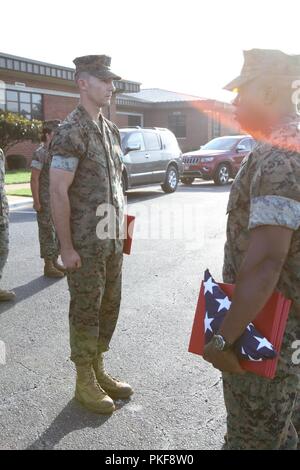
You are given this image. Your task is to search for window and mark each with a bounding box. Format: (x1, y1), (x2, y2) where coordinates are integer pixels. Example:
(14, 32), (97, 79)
(46, 67), (51, 76)
(143, 132), (161, 151)
(7, 59), (13, 69)
(212, 112), (221, 138)
(20, 62), (27, 72)
(123, 132), (145, 152)
(168, 113), (186, 138)
(128, 114), (142, 127)
(27, 63), (33, 73)
(4, 89), (43, 120)
(0, 58), (5, 68)
(160, 130), (180, 152)
(239, 138), (253, 151)
(13, 60), (20, 71)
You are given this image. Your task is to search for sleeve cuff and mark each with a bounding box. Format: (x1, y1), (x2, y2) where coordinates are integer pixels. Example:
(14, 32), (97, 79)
(249, 195), (300, 230)
(30, 160), (43, 170)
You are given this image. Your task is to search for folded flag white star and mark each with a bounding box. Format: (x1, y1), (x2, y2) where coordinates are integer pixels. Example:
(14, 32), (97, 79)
(203, 269), (277, 361)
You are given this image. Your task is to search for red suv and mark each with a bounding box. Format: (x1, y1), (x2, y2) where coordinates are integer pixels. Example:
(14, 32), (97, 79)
(181, 135), (256, 186)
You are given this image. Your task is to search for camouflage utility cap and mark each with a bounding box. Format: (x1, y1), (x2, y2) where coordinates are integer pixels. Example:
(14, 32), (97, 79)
(224, 49), (300, 91)
(73, 55), (121, 81)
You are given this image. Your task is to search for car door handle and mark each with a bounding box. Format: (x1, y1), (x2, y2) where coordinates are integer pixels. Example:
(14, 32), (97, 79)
(145, 154), (150, 158)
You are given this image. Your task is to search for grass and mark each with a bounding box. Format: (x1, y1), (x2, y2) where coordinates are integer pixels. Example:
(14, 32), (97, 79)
(5, 188), (32, 197)
(5, 170), (31, 185)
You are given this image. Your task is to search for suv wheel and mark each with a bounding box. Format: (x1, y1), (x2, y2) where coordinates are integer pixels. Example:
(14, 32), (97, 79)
(181, 177), (194, 185)
(161, 165), (179, 193)
(213, 164), (230, 186)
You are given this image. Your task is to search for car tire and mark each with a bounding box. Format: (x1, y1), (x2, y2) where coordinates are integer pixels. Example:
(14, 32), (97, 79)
(161, 165), (179, 193)
(181, 177), (195, 185)
(213, 164), (230, 186)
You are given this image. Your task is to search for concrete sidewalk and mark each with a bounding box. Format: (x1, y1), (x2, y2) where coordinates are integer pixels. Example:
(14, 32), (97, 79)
(5, 183), (33, 211)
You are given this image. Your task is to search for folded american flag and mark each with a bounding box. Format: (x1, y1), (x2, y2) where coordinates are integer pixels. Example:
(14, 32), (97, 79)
(204, 269), (277, 361)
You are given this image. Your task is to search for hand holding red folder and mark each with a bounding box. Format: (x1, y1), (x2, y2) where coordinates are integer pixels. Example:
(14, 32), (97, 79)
(189, 269), (292, 379)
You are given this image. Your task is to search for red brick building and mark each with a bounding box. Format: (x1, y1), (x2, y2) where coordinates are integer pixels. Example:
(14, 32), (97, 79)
(0, 52), (240, 163)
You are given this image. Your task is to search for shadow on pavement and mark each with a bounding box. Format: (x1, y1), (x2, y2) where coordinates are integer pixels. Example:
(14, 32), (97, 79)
(26, 398), (131, 450)
(178, 182), (232, 193)
(0, 276), (64, 315)
(9, 209), (36, 224)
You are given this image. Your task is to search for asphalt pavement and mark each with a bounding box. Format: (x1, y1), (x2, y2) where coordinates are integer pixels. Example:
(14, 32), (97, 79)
(0, 182), (231, 450)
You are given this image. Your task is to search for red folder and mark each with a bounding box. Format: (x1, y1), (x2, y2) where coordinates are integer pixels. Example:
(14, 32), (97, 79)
(188, 281), (292, 379)
(123, 214), (135, 255)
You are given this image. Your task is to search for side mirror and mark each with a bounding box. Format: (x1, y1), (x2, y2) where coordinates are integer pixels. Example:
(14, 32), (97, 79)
(236, 144), (247, 152)
(125, 144), (141, 154)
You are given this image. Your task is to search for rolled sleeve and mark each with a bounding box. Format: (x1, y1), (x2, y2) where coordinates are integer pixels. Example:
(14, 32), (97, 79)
(249, 195), (300, 230)
(51, 155), (79, 172)
(30, 159), (43, 171)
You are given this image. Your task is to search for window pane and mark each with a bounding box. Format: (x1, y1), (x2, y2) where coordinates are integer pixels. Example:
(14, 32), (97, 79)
(32, 103), (43, 120)
(67, 71), (73, 80)
(14, 60), (20, 70)
(168, 113), (186, 138)
(40, 66), (45, 75)
(62, 70), (67, 79)
(7, 59), (13, 69)
(57, 69), (62, 78)
(51, 68), (56, 77)
(20, 61), (27, 72)
(33, 64), (39, 74)
(20, 92), (30, 103)
(6, 90), (18, 101)
(46, 67), (51, 76)
(143, 132), (161, 150)
(32, 93), (42, 104)
(126, 132), (145, 151)
(27, 63), (33, 73)
(20, 103), (31, 114)
(7, 101), (18, 113)
(0, 58), (5, 68)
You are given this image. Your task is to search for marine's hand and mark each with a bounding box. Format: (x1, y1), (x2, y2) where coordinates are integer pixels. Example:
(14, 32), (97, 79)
(33, 201), (42, 212)
(203, 342), (245, 374)
(61, 248), (82, 270)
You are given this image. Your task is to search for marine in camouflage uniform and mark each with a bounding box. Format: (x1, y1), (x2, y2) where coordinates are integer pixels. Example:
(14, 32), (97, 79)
(0, 148), (15, 301)
(30, 120), (65, 278)
(218, 50), (300, 449)
(50, 55), (133, 414)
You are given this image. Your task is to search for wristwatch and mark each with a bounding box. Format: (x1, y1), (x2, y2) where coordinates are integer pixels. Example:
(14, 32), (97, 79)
(211, 334), (233, 352)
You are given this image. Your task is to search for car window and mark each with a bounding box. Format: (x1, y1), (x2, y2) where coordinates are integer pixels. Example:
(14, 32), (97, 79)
(160, 130), (180, 152)
(126, 132), (145, 151)
(143, 132), (161, 151)
(239, 138), (253, 151)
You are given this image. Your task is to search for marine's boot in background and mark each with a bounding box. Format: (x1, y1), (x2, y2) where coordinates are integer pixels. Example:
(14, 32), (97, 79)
(0, 289), (16, 301)
(44, 258), (65, 278)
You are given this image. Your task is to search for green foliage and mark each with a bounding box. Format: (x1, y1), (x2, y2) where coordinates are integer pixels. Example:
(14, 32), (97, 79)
(0, 110), (42, 153)
(5, 169), (31, 185)
(5, 187), (32, 197)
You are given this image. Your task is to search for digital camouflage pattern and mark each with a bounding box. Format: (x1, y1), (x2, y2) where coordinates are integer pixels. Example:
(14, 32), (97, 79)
(68, 242), (122, 364)
(50, 105), (125, 364)
(222, 116), (300, 449)
(31, 144), (59, 259)
(0, 148), (9, 281)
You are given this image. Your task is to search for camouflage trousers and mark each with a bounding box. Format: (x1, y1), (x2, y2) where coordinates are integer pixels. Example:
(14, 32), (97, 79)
(222, 315), (300, 450)
(36, 208), (59, 259)
(67, 242), (123, 365)
(0, 219), (9, 281)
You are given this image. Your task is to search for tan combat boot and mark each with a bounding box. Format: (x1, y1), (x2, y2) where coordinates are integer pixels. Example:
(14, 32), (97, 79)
(0, 289), (16, 301)
(93, 354), (134, 400)
(75, 364), (115, 414)
(44, 259), (65, 278)
(53, 258), (66, 275)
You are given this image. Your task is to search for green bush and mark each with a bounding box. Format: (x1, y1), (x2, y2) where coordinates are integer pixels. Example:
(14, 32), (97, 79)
(6, 154), (27, 170)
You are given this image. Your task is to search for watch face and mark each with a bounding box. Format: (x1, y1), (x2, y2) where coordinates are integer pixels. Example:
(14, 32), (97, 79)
(213, 335), (225, 351)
